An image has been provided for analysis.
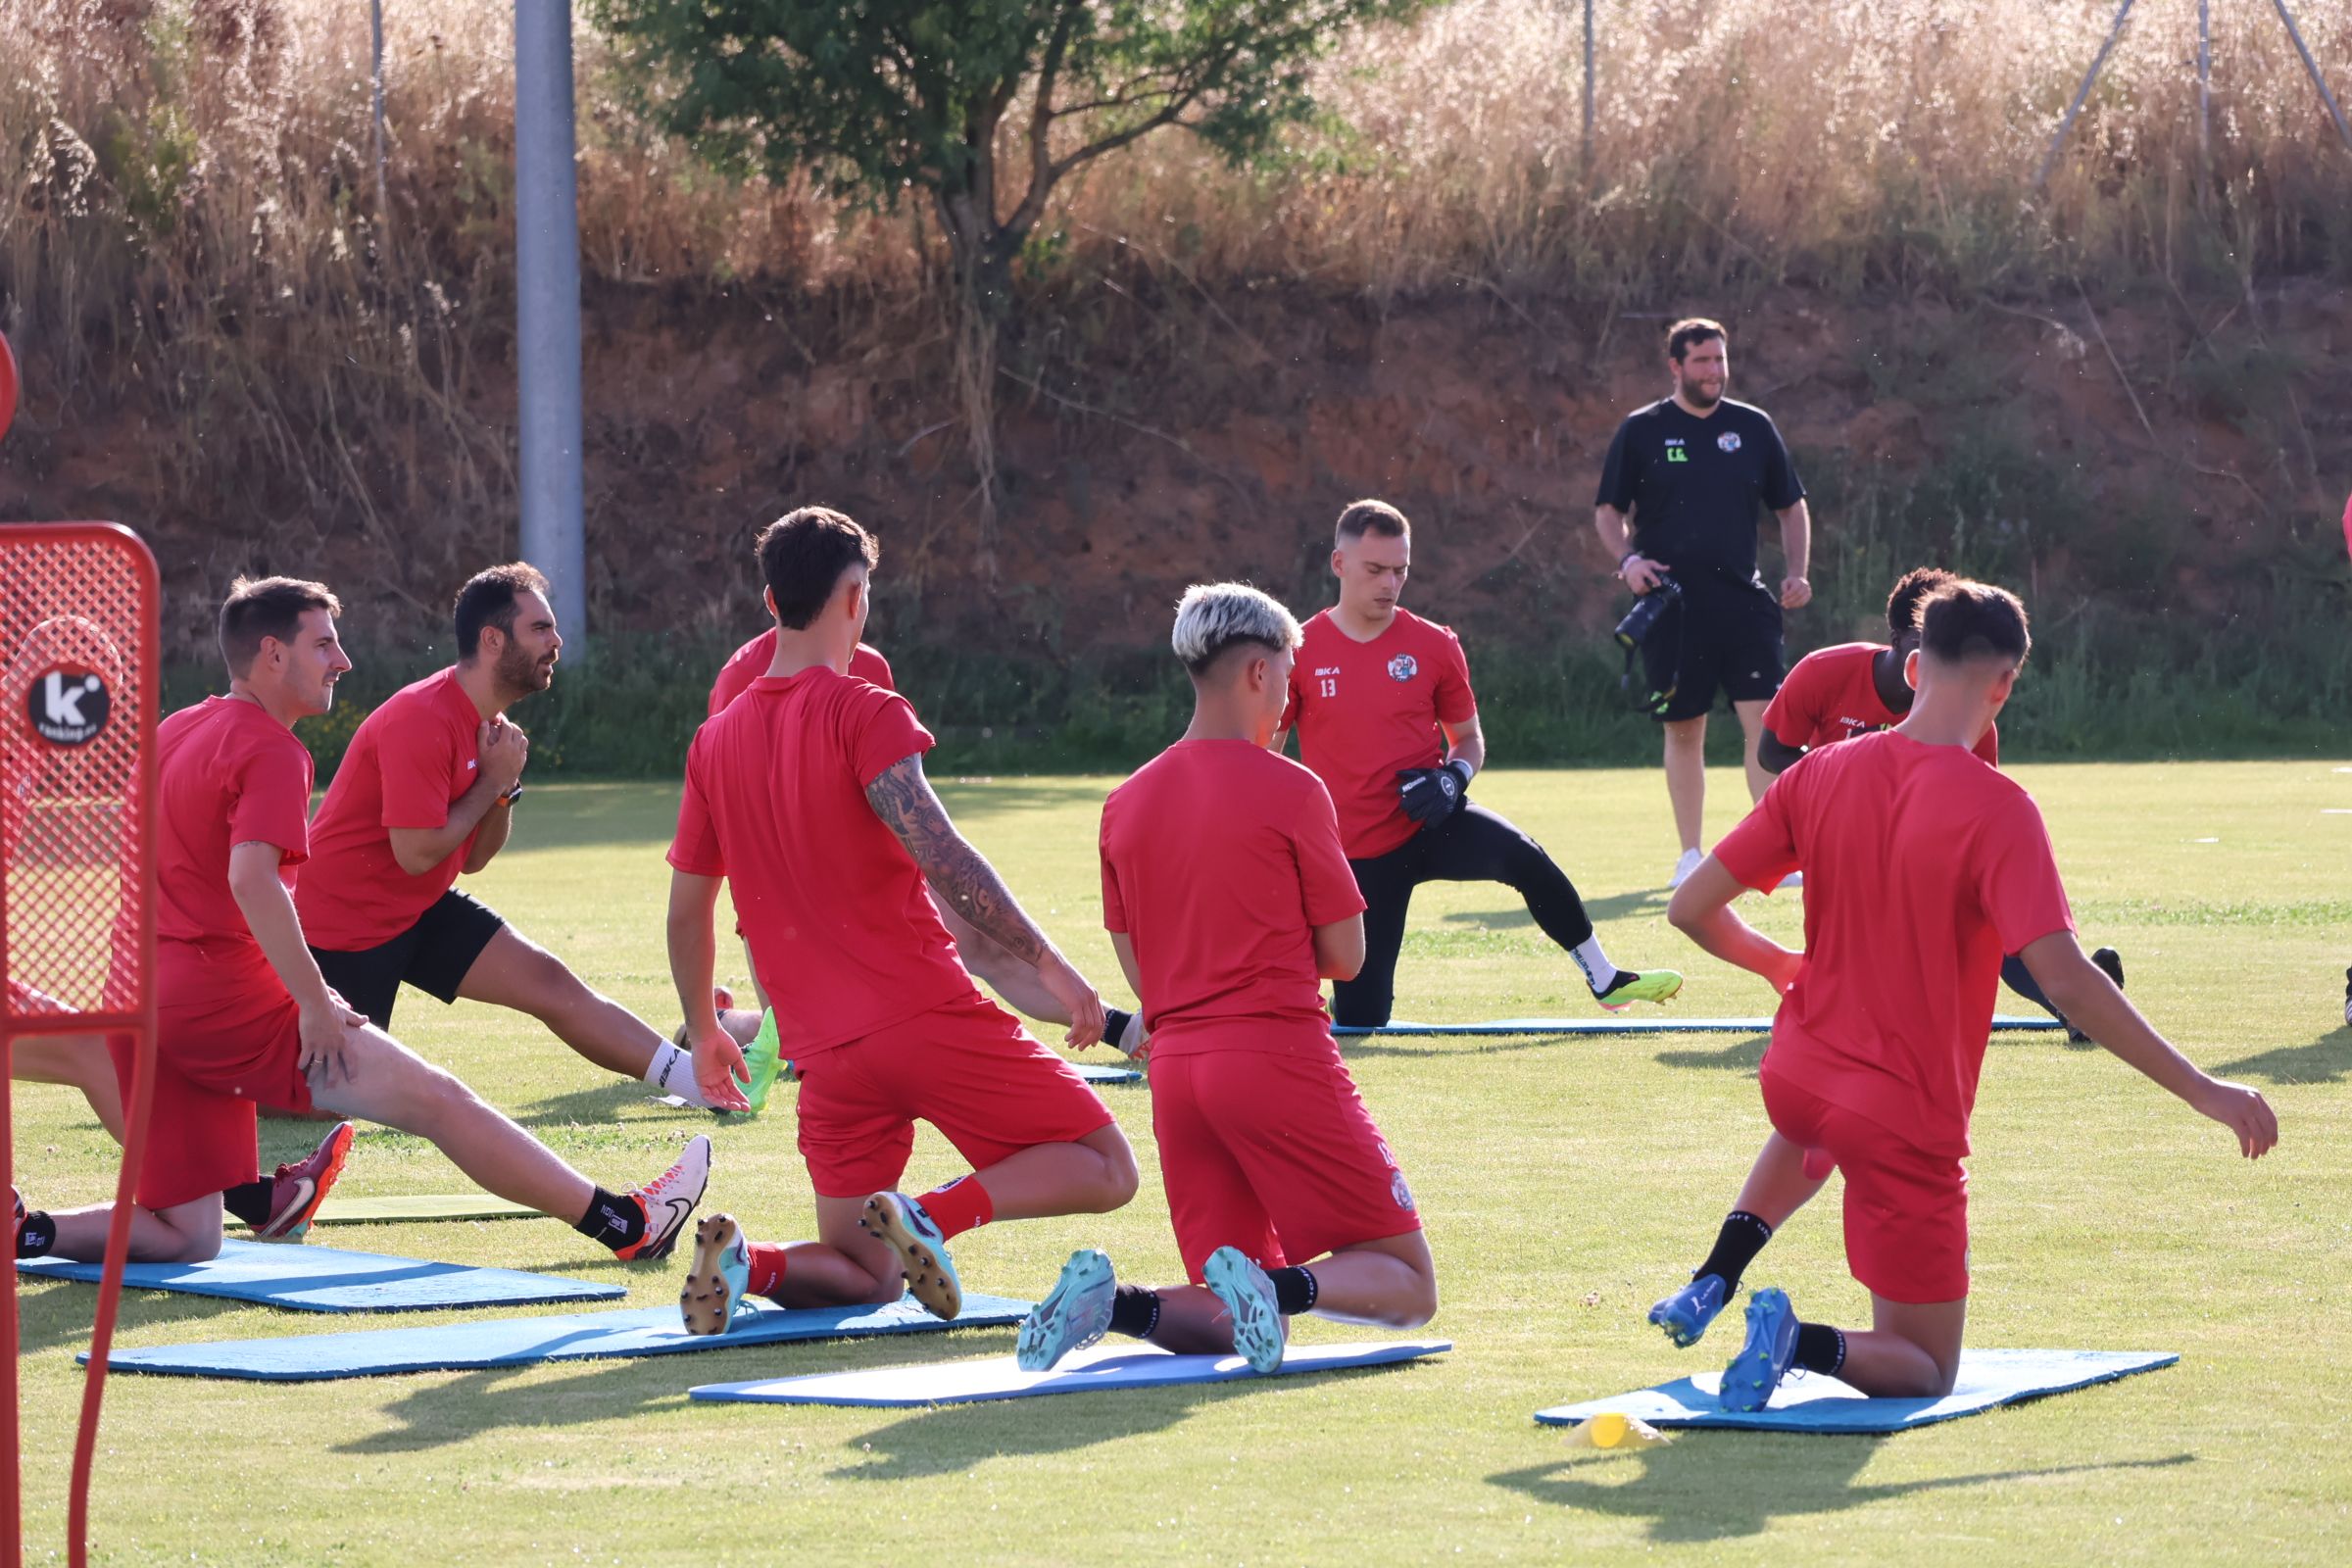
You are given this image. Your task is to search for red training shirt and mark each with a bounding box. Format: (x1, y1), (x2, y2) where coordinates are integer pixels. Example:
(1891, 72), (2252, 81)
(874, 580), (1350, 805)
(298, 667), (492, 952)
(154, 697), (315, 1003)
(1714, 731), (2075, 1157)
(1281, 608), (1476, 859)
(668, 667), (979, 1058)
(1101, 740), (1366, 1058)
(1764, 642), (1998, 764)
(708, 631), (895, 715)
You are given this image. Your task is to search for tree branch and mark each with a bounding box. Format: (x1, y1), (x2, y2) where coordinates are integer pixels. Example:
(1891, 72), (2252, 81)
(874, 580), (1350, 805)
(1004, 10), (1080, 243)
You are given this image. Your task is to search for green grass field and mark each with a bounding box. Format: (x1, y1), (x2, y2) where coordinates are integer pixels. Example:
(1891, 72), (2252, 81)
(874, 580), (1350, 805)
(12, 761), (2351, 1564)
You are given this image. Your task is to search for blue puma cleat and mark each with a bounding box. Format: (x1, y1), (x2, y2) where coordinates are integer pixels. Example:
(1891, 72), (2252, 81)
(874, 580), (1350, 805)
(1202, 1247), (1286, 1374)
(1018, 1249), (1119, 1371)
(1717, 1285), (1799, 1413)
(1647, 1272), (1730, 1348)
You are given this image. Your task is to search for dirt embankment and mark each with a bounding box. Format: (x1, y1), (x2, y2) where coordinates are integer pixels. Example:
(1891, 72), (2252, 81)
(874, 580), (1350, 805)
(4, 276), (2346, 657)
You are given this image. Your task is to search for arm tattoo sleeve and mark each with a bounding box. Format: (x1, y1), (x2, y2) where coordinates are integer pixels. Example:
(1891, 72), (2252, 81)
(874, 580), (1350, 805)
(865, 755), (1050, 965)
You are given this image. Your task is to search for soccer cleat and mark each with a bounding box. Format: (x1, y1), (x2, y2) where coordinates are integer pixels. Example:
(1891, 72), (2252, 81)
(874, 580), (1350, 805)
(1017, 1249), (1119, 1371)
(1647, 1271), (1730, 1348)
(860, 1192), (962, 1320)
(1202, 1246), (1286, 1374)
(251, 1120), (355, 1242)
(678, 1212), (753, 1336)
(613, 1134), (711, 1261)
(1597, 969), (1684, 1012)
(738, 1008), (787, 1114)
(1717, 1285), (1799, 1413)
(1669, 849), (1705, 890)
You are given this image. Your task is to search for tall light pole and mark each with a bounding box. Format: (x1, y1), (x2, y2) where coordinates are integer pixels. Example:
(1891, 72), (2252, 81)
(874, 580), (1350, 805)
(514, 1), (588, 649)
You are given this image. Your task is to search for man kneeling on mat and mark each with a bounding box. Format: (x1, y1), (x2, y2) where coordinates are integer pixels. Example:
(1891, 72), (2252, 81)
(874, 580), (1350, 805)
(1657, 578), (2275, 1407)
(1018, 582), (1437, 1374)
(15, 576), (710, 1269)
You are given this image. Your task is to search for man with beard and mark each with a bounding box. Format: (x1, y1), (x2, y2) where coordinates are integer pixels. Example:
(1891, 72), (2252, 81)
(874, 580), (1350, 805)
(298, 564), (723, 1107)
(1593, 318), (1814, 890)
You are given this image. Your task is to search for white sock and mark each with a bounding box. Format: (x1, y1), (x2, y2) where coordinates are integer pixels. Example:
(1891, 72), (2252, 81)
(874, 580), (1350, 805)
(1571, 935), (1616, 995)
(644, 1042), (716, 1109)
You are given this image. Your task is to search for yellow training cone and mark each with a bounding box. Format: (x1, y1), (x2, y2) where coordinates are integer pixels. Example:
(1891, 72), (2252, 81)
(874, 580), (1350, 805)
(1566, 1411), (1672, 1449)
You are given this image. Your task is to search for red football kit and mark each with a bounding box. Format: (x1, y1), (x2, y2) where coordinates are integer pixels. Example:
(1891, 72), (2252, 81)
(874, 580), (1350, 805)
(134, 697), (320, 1206)
(1763, 643), (1999, 764)
(1282, 609), (1476, 859)
(1102, 739), (1418, 1280)
(707, 631), (894, 715)
(298, 667), (491, 951)
(669, 665), (1108, 1197)
(1714, 730), (2075, 1300)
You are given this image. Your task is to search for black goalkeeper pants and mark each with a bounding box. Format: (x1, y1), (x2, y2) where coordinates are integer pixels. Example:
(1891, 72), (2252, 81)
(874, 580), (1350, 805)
(1333, 803), (1595, 1030)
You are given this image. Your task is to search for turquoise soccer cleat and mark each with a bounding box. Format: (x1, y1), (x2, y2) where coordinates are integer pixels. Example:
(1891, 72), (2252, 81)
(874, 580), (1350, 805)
(1017, 1249), (1119, 1371)
(1203, 1247), (1286, 1374)
(861, 1192), (962, 1320)
(679, 1212), (753, 1336)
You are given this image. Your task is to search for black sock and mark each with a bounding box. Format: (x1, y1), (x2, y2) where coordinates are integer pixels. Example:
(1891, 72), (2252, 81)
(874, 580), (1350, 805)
(572, 1187), (647, 1251)
(221, 1179), (274, 1227)
(1265, 1265), (1318, 1316)
(1792, 1321), (1846, 1376)
(1104, 1006), (1137, 1050)
(1695, 1211), (1774, 1294)
(17, 1211), (56, 1258)
(1108, 1284), (1161, 1339)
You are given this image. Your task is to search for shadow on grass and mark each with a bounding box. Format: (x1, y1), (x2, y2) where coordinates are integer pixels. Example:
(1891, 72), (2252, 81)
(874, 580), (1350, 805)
(13, 1276), (249, 1355)
(1437, 885), (1669, 931)
(1489, 1445), (2193, 1543)
(831, 1364), (1408, 1482)
(514, 1079), (722, 1130)
(1653, 1034), (1770, 1071)
(1340, 1035), (1573, 1063)
(2212, 1026), (2352, 1086)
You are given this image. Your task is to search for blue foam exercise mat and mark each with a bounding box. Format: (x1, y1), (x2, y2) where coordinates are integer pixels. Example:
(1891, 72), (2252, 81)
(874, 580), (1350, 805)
(88, 1292), (1035, 1381)
(1073, 1061), (1143, 1084)
(691, 1337), (1451, 1407)
(1533, 1348), (2178, 1435)
(18, 1239), (623, 1313)
(1336, 1015), (2062, 1037)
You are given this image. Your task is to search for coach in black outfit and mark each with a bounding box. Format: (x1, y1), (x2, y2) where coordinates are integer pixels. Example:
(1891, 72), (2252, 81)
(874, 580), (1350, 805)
(1592, 317), (1812, 891)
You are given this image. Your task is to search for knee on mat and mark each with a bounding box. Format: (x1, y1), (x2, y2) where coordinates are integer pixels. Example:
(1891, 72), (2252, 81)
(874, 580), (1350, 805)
(1382, 1273), (1440, 1330)
(162, 1229), (223, 1265)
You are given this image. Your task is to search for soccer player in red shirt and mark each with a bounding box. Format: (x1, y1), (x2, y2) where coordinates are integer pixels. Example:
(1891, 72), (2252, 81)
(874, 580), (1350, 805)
(1017, 582), (1436, 1374)
(298, 564), (726, 1107)
(1760, 565), (2126, 1035)
(1655, 580), (2275, 1407)
(12, 577), (710, 1269)
(667, 508), (1136, 1331)
(708, 622), (1145, 1059)
(1278, 500), (1680, 1027)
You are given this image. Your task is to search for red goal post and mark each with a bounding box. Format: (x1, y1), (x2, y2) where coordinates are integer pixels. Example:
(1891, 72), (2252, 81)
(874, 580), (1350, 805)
(0, 522), (161, 1568)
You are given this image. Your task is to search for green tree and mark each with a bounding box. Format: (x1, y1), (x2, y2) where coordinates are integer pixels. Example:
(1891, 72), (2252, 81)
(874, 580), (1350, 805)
(591, 0), (1440, 514)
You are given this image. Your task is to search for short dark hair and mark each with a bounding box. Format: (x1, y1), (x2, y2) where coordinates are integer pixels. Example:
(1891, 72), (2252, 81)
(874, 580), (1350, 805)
(759, 507), (880, 629)
(1918, 579), (2031, 666)
(1335, 499), (1410, 547)
(219, 575), (341, 677)
(1667, 318), (1727, 362)
(454, 562), (552, 660)
(1886, 566), (1960, 639)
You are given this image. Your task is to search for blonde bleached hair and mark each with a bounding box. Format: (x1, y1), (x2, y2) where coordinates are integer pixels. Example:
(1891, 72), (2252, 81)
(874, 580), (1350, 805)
(1171, 582), (1302, 675)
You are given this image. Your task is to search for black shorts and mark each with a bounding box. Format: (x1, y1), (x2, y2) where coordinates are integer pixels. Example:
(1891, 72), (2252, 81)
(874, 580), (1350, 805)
(310, 889), (506, 1029)
(1642, 573), (1786, 722)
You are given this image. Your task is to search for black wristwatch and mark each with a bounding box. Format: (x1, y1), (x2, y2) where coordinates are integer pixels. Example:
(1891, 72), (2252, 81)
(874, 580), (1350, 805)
(500, 784), (524, 807)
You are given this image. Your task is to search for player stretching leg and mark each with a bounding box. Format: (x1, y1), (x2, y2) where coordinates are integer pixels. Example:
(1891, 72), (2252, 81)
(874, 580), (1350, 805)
(1756, 564), (2128, 1041)
(668, 508), (1135, 1331)
(1018, 583), (1436, 1374)
(297, 564), (724, 1108)
(1656, 579), (2274, 1404)
(1278, 501), (1679, 1028)
(12, 578), (709, 1269)
(705, 625), (1147, 1075)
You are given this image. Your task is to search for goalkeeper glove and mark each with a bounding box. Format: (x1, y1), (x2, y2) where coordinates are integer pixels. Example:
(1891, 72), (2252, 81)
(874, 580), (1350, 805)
(1397, 760), (1472, 829)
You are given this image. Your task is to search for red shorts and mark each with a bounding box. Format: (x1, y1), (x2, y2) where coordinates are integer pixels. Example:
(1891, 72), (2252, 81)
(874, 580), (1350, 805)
(118, 949), (316, 1209)
(1148, 1039), (1421, 1283)
(792, 997), (1114, 1199)
(1762, 1063), (1968, 1304)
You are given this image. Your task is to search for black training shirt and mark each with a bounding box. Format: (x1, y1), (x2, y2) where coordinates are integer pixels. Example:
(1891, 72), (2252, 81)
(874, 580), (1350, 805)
(1594, 397), (1804, 582)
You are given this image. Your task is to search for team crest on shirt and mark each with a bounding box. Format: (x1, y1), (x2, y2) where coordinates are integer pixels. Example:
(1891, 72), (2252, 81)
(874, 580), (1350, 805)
(1718, 430), (1742, 454)
(1390, 1169), (1416, 1212)
(1387, 654), (1419, 682)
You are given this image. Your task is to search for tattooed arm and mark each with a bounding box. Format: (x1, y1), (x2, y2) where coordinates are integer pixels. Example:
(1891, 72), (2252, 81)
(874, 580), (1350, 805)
(865, 753), (1105, 1047)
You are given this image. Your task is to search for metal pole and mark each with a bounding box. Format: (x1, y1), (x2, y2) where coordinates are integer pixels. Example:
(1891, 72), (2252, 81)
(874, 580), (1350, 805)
(2197, 0), (2211, 210)
(514, 0), (588, 648)
(2034, 0), (2139, 189)
(369, 0), (389, 225)
(1581, 0), (1594, 176)
(2270, 0), (2352, 156)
